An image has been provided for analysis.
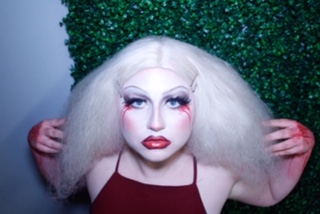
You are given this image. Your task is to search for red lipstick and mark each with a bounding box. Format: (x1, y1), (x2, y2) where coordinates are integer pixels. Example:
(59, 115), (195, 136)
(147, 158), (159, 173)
(142, 136), (171, 149)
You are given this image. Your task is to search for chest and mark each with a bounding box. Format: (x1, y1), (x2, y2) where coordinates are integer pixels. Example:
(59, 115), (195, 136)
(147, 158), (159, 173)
(90, 168), (233, 214)
(87, 155), (234, 214)
(91, 172), (207, 214)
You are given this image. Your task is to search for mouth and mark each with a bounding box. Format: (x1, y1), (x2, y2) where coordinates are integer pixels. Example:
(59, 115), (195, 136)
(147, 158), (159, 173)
(142, 136), (171, 149)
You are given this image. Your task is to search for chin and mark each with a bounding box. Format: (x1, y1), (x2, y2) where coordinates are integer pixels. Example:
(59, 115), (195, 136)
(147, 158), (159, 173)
(139, 149), (182, 164)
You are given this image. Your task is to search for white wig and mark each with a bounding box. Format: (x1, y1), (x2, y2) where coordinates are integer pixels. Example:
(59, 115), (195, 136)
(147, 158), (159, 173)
(55, 36), (276, 198)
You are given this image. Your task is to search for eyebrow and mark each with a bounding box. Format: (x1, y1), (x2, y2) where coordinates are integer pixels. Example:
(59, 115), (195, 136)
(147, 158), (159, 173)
(121, 85), (191, 97)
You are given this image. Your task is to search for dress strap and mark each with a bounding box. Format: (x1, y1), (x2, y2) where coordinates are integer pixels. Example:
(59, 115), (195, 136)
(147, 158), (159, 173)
(115, 152), (122, 172)
(193, 156), (197, 184)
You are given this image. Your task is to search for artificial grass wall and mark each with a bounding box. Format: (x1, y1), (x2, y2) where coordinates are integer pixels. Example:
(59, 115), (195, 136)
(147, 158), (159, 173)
(60, 0), (319, 213)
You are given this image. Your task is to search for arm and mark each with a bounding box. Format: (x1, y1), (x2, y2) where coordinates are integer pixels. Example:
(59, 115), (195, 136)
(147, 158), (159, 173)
(28, 119), (65, 185)
(229, 119), (315, 206)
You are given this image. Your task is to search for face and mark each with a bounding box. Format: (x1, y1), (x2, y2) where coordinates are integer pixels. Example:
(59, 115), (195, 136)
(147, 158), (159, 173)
(119, 68), (195, 163)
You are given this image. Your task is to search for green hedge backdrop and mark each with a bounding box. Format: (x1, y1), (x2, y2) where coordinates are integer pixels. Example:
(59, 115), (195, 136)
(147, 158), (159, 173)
(60, 0), (319, 213)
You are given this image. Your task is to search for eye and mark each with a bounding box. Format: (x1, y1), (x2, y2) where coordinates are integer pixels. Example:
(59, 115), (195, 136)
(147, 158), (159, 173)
(166, 96), (190, 109)
(167, 99), (180, 108)
(124, 98), (147, 108)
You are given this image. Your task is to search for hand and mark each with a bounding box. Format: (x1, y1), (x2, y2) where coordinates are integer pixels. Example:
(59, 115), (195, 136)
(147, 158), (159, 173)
(265, 119), (315, 156)
(28, 119), (65, 154)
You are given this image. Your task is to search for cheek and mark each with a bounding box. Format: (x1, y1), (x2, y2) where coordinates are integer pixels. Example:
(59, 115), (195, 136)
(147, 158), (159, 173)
(178, 115), (193, 131)
(121, 105), (132, 117)
(123, 116), (135, 132)
(173, 108), (194, 132)
(179, 105), (192, 121)
(121, 107), (137, 133)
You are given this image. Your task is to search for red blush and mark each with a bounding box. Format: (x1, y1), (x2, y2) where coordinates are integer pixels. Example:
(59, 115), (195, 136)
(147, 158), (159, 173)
(121, 105), (132, 118)
(179, 105), (192, 121)
(121, 106), (135, 131)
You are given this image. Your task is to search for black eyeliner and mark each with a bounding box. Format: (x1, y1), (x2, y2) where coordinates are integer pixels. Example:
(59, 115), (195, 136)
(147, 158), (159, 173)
(167, 95), (191, 106)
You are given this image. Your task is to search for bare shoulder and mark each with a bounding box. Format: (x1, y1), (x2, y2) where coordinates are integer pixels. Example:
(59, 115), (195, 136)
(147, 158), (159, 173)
(197, 162), (236, 214)
(86, 153), (119, 202)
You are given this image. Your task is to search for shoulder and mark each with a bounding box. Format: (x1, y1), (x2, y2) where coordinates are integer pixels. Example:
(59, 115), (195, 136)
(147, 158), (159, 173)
(85, 153), (119, 202)
(197, 162), (236, 188)
(196, 162), (237, 213)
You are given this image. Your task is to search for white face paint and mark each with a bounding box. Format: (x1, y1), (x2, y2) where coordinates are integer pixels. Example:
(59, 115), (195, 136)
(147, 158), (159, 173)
(119, 67), (195, 163)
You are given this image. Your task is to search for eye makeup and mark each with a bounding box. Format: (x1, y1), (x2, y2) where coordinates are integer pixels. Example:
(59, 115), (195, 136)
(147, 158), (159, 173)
(122, 85), (193, 107)
(166, 94), (191, 109)
(123, 97), (147, 109)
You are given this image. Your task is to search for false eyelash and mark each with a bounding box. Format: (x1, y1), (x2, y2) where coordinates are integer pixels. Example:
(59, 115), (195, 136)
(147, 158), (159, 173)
(167, 95), (191, 106)
(123, 97), (146, 106)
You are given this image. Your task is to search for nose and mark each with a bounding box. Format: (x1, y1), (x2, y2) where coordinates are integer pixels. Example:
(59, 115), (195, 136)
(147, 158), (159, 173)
(147, 107), (165, 132)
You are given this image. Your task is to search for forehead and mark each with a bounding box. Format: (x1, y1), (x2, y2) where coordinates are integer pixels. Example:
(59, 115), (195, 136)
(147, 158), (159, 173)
(122, 68), (190, 92)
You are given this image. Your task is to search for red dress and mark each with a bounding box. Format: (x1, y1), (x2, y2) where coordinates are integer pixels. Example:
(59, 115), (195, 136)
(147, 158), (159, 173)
(91, 154), (206, 214)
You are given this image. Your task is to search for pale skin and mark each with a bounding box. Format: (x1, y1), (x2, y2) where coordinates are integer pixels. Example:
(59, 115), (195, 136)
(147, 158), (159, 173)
(28, 69), (315, 214)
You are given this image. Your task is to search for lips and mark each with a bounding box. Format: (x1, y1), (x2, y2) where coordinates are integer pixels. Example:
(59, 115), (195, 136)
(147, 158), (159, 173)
(142, 136), (171, 149)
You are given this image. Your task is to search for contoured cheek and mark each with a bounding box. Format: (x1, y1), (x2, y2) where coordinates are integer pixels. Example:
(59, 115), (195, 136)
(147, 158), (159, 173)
(178, 113), (193, 132)
(164, 106), (193, 141)
(178, 105), (193, 122)
(121, 106), (148, 140)
(121, 105), (134, 132)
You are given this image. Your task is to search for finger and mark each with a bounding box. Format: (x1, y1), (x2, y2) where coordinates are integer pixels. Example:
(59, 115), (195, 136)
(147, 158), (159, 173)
(30, 134), (64, 151)
(270, 137), (314, 156)
(269, 138), (297, 153)
(44, 127), (64, 140)
(44, 138), (64, 150)
(265, 128), (296, 142)
(47, 118), (65, 128)
(265, 123), (313, 142)
(35, 143), (61, 154)
(264, 119), (299, 129)
(272, 145), (306, 156)
(265, 119), (313, 139)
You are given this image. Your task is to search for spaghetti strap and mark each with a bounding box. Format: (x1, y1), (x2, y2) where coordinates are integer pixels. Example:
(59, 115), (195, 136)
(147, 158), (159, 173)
(115, 152), (122, 172)
(91, 154), (207, 213)
(193, 156), (197, 184)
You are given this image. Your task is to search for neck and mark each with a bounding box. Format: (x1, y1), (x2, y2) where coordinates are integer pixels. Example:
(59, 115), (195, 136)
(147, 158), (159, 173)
(123, 147), (191, 182)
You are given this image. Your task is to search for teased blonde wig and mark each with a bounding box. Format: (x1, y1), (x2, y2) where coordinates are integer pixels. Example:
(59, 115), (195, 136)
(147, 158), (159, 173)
(55, 36), (276, 198)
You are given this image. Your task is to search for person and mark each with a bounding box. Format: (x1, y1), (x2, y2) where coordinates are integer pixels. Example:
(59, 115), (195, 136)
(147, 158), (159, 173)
(28, 36), (315, 214)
